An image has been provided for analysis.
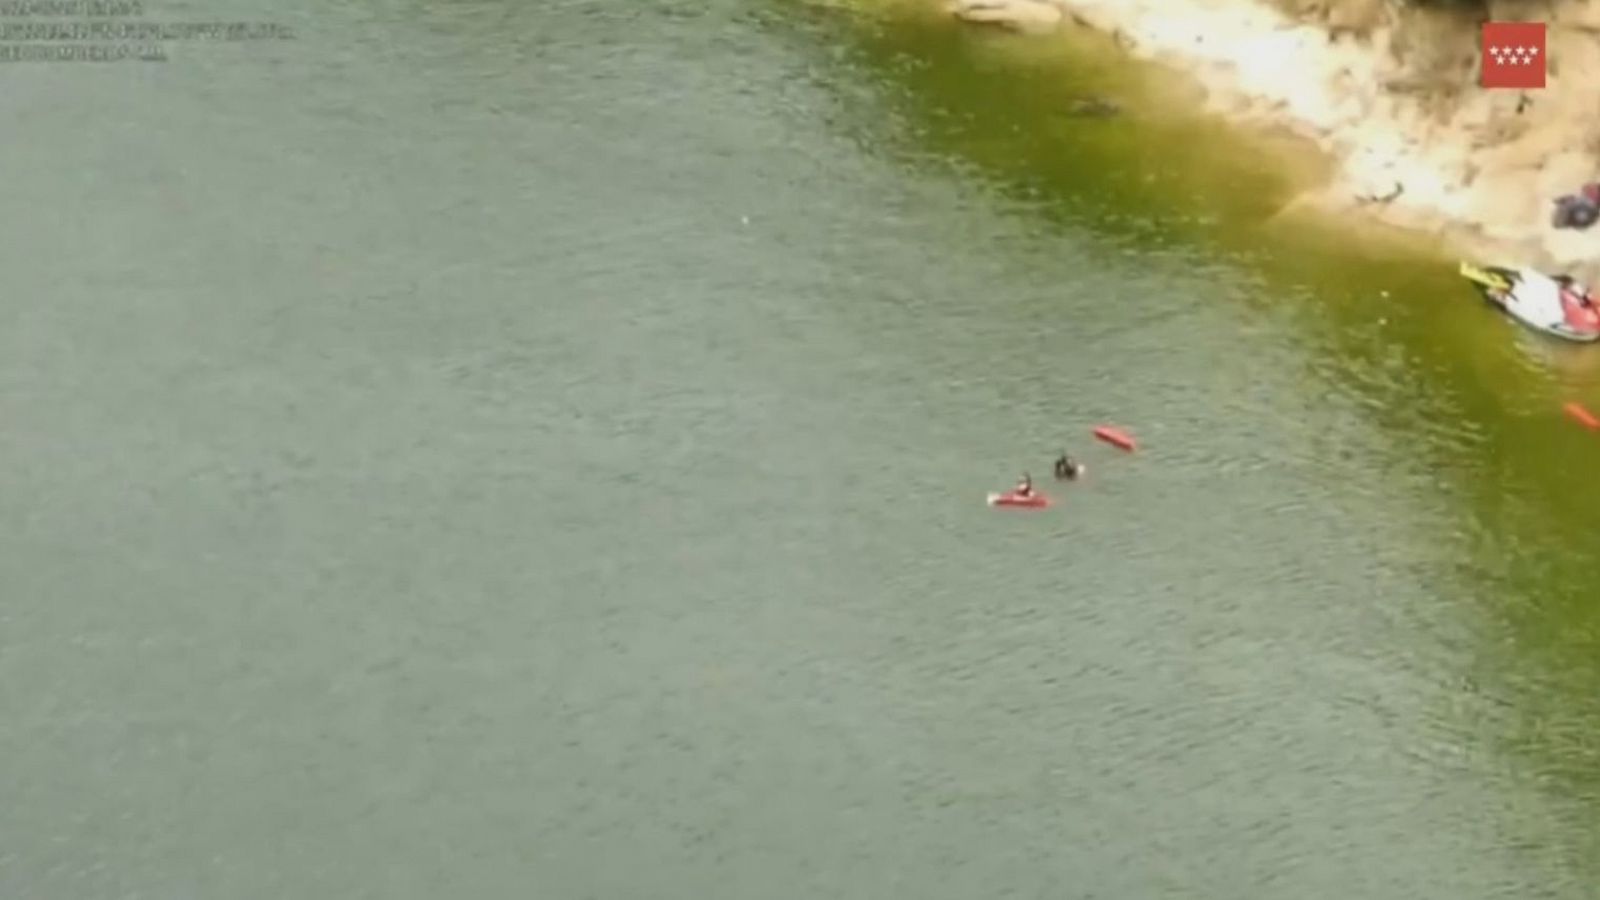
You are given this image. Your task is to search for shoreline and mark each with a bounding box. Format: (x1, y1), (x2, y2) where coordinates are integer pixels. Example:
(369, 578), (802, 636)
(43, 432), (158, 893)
(944, 0), (1600, 283)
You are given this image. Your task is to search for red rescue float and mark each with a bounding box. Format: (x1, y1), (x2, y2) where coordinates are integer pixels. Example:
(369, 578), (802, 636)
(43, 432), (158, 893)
(987, 491), (1051, 509)
(1565, 402), (1600, 430)
(1093, 425), (1137, 451)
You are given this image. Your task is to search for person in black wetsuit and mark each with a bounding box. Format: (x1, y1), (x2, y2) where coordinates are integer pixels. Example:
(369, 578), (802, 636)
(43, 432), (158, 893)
(1556, 275), (1596, 308)
(1054, 452), (1083, 480)
(1014, 473), (1034, 498)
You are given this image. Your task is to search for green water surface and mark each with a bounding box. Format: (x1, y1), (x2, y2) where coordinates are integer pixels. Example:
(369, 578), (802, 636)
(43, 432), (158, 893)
(2, 1), (1598, 897)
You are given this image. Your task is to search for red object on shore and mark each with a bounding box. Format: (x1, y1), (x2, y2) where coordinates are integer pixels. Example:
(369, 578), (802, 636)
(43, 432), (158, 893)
(987, 491), (1050, 509)
(1564, 402), (1600, 430)
(1093, 425), (1137, 451)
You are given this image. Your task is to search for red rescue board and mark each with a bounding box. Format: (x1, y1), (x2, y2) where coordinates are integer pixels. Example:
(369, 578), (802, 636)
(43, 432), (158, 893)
(1092, 425), (1137, 451)
(1564, 402), (1600, 430)
(986, 491), (1051, 509)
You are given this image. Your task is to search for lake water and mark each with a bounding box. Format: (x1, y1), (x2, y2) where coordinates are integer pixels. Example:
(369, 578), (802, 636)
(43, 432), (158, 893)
(3, 0), (1599, 896)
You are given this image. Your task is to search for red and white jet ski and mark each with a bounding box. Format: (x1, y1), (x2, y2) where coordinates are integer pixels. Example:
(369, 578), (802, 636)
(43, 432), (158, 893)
(1460, 262), (1600, 342)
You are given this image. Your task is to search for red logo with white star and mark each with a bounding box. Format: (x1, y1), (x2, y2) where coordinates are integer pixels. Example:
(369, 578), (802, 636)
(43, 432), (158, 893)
(1481, 22), (1546, 89)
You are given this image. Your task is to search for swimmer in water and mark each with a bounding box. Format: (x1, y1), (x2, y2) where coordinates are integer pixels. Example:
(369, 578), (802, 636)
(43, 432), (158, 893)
(1014, 473), (1033, 497)
(1054, 452), (1083, 480)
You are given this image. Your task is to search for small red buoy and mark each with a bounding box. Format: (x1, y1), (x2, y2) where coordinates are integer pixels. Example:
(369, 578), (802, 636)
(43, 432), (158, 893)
(1093, 425), (1137, 451)
(1564, 402), (1600, 430)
